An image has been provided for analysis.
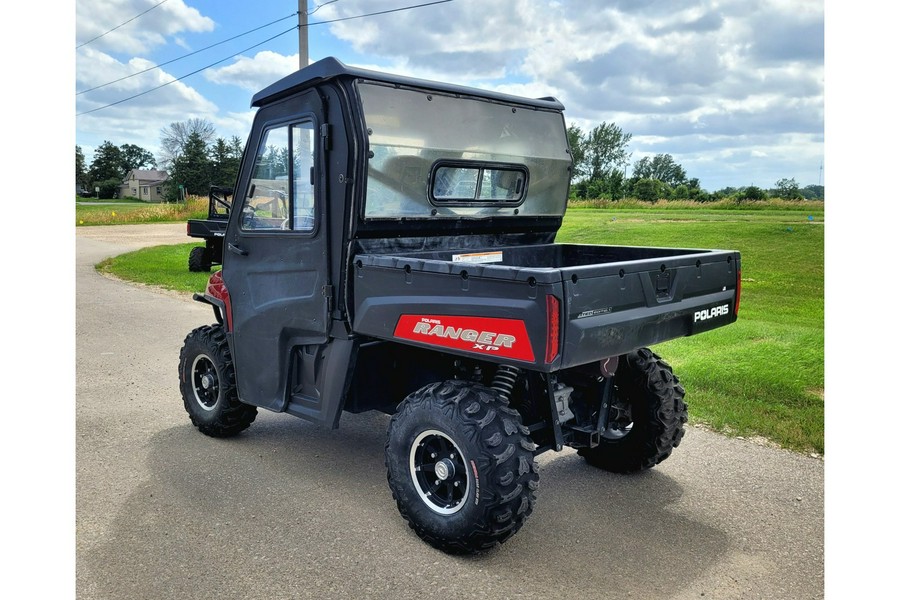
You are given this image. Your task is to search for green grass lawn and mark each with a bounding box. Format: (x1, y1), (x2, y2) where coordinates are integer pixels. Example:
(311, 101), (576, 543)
(96, 205), (825, 454)
(97, 243), (219, 292)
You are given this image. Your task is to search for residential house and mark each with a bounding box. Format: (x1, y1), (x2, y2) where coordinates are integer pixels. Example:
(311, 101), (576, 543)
(119, 169), (169, 202)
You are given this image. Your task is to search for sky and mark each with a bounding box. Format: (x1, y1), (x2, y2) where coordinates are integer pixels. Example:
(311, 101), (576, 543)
(74, 0), (825, 192)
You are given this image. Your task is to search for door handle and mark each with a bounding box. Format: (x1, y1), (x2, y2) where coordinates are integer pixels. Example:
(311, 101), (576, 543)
(227, 242), (248, 256)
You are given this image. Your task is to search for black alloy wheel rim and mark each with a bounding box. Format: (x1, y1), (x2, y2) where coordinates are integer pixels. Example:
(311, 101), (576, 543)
(191, 354), (220, 411)
(409, 429), (469, 515)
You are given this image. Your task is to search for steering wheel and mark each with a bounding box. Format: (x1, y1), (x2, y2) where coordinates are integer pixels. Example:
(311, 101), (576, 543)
(241, 205), (258, 228)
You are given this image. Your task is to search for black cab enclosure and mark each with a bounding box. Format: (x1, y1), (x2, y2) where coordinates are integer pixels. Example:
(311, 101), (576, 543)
(180, 57), (741, 554)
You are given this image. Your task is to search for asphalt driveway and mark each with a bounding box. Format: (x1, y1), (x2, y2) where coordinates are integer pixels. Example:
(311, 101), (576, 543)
(74, 223), (824, 600)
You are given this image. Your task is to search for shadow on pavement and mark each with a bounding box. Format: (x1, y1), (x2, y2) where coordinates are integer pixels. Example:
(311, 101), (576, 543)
(82, 410), (729, 600)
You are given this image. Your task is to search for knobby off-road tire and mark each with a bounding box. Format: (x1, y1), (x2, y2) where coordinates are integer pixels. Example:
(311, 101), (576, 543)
(188, 246), (212, 272)
(578, 348), (687, 473)
(385, 380), (539, 554)
(178, 324), (257, 437)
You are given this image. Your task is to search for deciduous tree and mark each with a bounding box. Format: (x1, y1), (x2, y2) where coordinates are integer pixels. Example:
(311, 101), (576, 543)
(584, 122), (632, 182)
(633, 178), (670, 203)
(159, 118), (216, 169)
(120, 143), (157, 172)
(774, 177), (802, 200)
(566, 123), (631, 200)
(801, 185), (824, 200)
(88, 140), (125, 184)
(632, 154), (687, 187)
(740, 185), (767, 201)
(566, 125), (587, 180)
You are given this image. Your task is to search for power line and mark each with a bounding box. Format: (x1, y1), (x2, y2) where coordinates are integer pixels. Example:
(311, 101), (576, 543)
(76, 25), (299, 117)
(309, 0), (341, 16)
(76, 0), (171, 49)
(308, 0), (453, 27)
(76, 12), (299, 96)
(78, 0), (444, 97)
(77, 0), (457, 116)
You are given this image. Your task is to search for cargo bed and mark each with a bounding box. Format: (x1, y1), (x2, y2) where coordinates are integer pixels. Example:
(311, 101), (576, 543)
(352, 243), (741, 370)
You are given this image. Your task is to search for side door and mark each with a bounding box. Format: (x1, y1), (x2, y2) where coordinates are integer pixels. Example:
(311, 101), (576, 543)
(224, 91), (329, 413)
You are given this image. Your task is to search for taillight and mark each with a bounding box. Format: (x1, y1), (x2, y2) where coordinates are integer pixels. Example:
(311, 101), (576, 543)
(545, 295), (560, 364)
(734, 269), (742, 317)
(206, 271), (233, 331)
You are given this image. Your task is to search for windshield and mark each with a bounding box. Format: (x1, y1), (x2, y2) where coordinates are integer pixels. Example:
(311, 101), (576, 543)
(357, 81), (571, 219)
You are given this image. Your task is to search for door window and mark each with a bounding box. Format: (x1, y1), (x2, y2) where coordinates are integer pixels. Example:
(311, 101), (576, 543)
(241, 122), (315, 232)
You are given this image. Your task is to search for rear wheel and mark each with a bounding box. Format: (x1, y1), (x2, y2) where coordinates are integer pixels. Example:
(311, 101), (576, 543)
(385, 380), (539, 554)
(188, 246), (211, 272)
(178, 325), (257, 437)
(578, 348), (687, 473)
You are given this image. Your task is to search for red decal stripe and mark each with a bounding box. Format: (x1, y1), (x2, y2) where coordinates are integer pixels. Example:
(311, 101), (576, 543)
(394, 315), (535, 362)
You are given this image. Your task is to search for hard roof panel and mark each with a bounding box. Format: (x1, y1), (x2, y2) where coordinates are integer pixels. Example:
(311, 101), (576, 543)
(251, 56), (564, 111)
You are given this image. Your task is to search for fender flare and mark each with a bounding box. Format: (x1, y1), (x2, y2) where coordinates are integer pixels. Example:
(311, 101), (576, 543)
(193, 293), (227, 329)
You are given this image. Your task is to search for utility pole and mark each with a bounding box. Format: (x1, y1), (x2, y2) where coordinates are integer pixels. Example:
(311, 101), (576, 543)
(298, 0), (309, 68)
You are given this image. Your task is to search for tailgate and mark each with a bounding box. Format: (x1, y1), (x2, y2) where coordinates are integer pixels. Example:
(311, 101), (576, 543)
(186, 218), (228, 239)
(558, 249), (740, 368)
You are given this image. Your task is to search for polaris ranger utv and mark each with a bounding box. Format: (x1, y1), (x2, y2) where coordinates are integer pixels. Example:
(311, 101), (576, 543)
(178, 57), (741, 554)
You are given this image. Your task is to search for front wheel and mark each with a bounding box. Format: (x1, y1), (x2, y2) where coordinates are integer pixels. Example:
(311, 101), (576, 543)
(578, 348), (687, 473)
(178, 325), (257, 437)
(385, 380), (539, 554)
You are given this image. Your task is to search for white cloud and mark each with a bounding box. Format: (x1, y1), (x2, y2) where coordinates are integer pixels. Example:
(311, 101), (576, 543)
(204, 51), (301, 92)
(76, 47), (220, 162)
(212, 111), (256, 143)
(75, 2), (251, 164)
(314, 0), (823, 188)
(75, 0), (215, 54)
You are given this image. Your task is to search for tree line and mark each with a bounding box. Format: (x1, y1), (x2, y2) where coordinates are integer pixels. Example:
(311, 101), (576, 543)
(76, 118), (244, 201)
(77, 118), (823, 202)
(567, 123), (824, 201)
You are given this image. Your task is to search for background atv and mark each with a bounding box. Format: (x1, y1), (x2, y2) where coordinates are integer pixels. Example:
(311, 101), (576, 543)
(186, 185), (231, 272)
